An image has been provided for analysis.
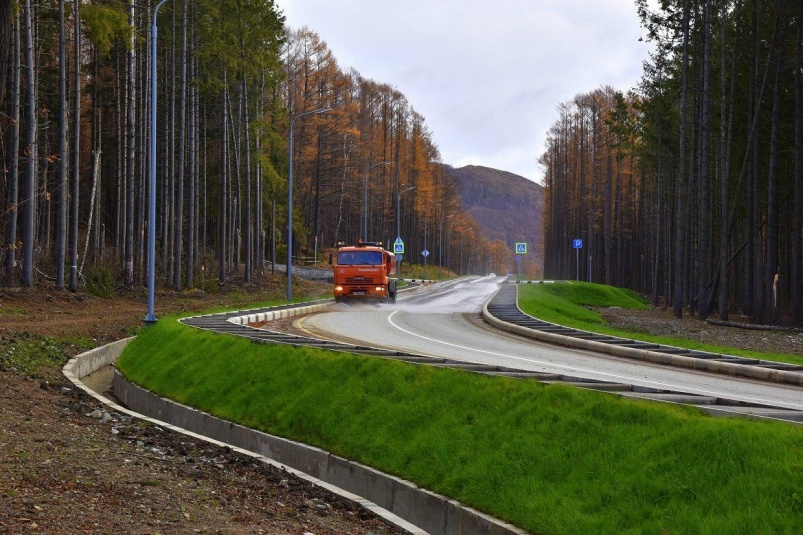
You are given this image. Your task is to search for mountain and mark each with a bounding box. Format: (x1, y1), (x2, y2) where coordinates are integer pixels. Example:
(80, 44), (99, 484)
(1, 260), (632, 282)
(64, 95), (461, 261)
(446, 165), (544, 275)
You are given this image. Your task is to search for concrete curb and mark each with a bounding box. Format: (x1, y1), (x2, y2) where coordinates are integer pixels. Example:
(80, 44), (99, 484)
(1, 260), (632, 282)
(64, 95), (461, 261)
(225, 302), (331, 325)
(63, 306), (528, 535)
(62, 336), (427, 534)
(481, 287), (803, 387)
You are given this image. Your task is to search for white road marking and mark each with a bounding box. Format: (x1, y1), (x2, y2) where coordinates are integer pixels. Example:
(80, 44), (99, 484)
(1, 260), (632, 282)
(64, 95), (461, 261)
(386, 310), (803, 410)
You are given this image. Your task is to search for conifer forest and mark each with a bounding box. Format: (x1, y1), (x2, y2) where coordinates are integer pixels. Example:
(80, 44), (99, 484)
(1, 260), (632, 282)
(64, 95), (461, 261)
(541, 0), (803, 326)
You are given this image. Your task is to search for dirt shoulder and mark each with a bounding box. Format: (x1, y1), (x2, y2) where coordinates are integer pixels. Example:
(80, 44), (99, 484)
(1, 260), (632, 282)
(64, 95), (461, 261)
(1, 274), (403, 534)
(597, 306), (803, 357)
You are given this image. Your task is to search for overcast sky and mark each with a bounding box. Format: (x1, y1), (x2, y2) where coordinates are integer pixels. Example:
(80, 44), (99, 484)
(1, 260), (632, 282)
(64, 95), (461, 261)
(274, 0), (652, 184)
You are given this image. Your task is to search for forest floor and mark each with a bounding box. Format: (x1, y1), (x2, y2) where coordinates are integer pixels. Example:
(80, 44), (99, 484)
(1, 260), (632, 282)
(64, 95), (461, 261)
(1, 273), (801, 533)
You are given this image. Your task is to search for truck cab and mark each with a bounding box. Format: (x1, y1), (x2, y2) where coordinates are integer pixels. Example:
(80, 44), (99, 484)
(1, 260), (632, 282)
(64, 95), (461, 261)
(331, 241), (397, 303)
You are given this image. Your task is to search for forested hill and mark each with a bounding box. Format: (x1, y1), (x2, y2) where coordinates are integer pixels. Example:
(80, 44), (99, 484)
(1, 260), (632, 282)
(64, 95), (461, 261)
(445, 165), (544, 274)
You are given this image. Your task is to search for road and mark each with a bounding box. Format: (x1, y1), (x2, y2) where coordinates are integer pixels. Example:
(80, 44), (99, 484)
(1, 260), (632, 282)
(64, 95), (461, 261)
(298, 276), (803, 412)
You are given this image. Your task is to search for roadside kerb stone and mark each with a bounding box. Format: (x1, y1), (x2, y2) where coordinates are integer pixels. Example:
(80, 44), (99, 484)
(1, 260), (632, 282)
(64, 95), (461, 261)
(225, 302), (330, 325)
(481, 290), (803, 388)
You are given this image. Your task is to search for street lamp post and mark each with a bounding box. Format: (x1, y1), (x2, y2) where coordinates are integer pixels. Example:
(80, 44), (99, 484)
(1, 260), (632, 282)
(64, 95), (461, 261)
(364, 161), (392, 240)
(145, 0), (169, 326)
(287, 107), (331, 301)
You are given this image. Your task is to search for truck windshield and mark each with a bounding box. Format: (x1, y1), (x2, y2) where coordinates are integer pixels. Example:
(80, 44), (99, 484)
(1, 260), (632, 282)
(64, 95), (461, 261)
(338, 251), (383, 265)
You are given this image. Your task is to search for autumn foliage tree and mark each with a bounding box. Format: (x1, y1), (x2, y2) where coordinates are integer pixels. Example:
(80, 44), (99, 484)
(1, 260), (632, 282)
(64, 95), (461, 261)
(0, 3), (484, 301)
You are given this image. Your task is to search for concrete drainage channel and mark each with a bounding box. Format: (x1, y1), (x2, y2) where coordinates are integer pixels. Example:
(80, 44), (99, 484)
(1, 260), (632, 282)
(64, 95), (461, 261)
(65, 283), (803, 535)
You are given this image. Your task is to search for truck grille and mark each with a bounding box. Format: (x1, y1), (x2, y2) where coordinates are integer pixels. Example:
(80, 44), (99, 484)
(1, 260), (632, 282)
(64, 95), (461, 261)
(346, 276), (376, 284)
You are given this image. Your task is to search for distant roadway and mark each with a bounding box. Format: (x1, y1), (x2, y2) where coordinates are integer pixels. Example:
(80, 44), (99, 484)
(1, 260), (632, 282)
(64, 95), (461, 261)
(298, 276), (803, 412)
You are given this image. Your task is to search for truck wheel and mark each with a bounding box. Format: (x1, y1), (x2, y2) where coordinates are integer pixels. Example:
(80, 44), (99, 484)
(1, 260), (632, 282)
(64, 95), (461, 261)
(388, 280), (397, 304)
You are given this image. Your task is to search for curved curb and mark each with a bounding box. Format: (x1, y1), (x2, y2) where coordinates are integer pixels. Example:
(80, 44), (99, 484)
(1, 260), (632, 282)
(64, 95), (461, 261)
(63, 311), (528, 535)
(62, 336), (426, 534)
(224, 302), (331, 325)
(481, 287), (803, 388)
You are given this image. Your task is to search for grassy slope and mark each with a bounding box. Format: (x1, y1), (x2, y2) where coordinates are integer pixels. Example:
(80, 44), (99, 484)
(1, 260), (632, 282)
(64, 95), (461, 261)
(118, 287), (803, 534)
(517, 281), (803, 366)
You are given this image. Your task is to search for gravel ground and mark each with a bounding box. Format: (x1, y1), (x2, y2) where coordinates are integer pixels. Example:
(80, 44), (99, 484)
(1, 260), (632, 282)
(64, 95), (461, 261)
(0, 370), (404, 534)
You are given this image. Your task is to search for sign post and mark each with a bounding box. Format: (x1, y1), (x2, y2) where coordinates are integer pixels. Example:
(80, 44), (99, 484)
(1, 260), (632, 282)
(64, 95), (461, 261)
(515, 243), (527, 282)
(572, 239), (583, 281)
(393, 237), (404, 282)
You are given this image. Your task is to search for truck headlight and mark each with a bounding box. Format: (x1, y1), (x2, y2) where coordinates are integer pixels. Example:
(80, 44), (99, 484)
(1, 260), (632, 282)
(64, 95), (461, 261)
(335, 286), (343, 292)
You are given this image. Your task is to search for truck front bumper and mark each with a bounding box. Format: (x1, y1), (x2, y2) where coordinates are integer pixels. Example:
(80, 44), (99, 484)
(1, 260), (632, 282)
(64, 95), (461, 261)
(334, 285), (388, 299)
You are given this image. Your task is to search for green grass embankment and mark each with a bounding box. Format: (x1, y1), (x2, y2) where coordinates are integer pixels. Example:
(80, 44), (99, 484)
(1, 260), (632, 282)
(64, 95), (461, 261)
(118, 290), (803, 534)
(518, 280), (803, 366)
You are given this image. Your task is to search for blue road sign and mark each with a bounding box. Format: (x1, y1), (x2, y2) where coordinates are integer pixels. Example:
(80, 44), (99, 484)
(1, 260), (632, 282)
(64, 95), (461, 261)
(515, 242), (527, 254)
(422, 249), (429, 258)
(573, 239), (583, 249)
(393, 237), (404, 254)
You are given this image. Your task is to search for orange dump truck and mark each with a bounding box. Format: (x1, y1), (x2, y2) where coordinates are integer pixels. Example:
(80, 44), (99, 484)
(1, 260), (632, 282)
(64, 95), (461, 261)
(331, 241), (397, 303)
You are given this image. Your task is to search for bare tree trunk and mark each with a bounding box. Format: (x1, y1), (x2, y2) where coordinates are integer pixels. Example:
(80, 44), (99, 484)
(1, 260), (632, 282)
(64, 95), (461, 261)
(794, 13), (803, 323)
(135, 14), (147, 286)
(202, 101), (208, 269)
(697, 0), (711, 320)
(0, 0), (11, 104)
(186, 30), (196, 289)
(255, 75), (265, 274)
(3, 8), (20, 283)
(68, 0), (81, 292)
(652, 120), (662, 306)
(20, 0), (37, 287)
(766, 19), (786, 324)
(242, 70), (252, 282)
(80, 150), (101, 276)
(56, 0), (67, 289)
(218, 77), (228, 284)
(115, 53), (123, 260)
(719, 1), (738, 320)
(229, 88), (241, 272)
(672, 0), (691, 319)
(173, 0), (187, 291)
(604, 152), (613, 285)
(91, 52), (102, 266)
(124, 0), (136, 286)
(164, 5), (177, 284)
